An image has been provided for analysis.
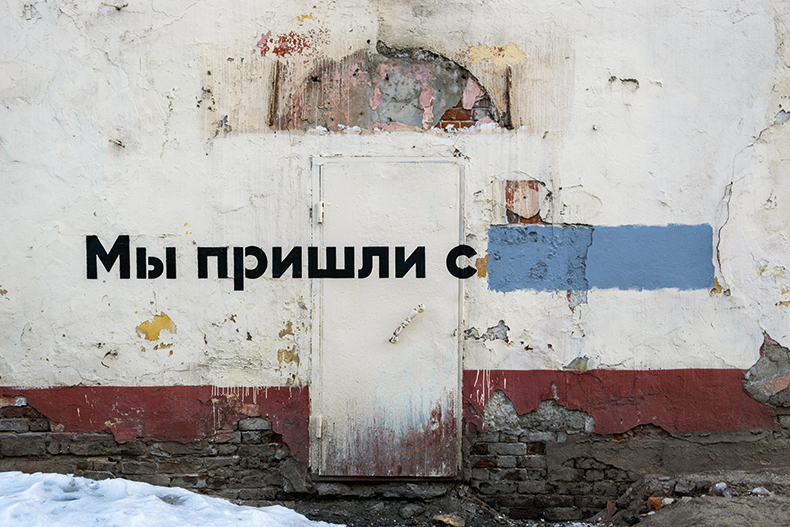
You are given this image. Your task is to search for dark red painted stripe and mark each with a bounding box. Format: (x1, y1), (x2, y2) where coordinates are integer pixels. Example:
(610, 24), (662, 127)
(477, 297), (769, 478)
(463, 369), (778, 434)
(0, 386), (310, 462)
(1, 369), (777, 464)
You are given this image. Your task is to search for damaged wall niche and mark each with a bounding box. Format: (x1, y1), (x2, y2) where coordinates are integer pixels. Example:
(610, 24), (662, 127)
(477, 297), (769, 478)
(277, 42), (501, 131)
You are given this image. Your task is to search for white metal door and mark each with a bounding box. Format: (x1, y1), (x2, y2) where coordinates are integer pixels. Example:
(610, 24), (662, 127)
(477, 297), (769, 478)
(312, 157), (462, 478)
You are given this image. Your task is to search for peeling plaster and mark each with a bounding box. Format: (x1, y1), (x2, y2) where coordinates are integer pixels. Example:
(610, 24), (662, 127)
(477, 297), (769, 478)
(467, 43), (526, 72)
(135, 313), (177, 342)
(483, 390), (594, 433)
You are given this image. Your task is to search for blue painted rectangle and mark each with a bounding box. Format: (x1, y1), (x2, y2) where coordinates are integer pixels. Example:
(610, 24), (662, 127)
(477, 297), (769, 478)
(488, 225), (592, 292)
(487, 224), (714, 292)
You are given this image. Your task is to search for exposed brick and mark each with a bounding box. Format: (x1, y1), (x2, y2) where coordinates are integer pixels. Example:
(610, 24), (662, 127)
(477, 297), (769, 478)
(153, 442), (218, 456)
(554, 482), (593, 495)
(0, 419), (29, 432)
(206, 476), (230, 489)
(585, 469), (605, 482)
(475, 432), (500, 443)
(517, 455), (547, 469)
(477, 482), (517, 495)
(156, 460), (201, 474)
(201, 456), (240, 470)
(29, 419), (50, 432)
(534, 494), (574, 508)
(576, 458), (607, 470)
(170, 475), (205, 488)
(471, 456), (496, 469)
(216, 444), (239, 455)
(238, 473), (269, 487)
(519, 432), (555, 442)
(527, 469), (548, 480)
(238, 418), (272, 431)
(441, 108), (473, 121)
(526, 442), (546, 455)
(241, 431), (262, 443)
(490, 443), (527, 456)
(0, 407), (43, 419)
(237, 444), (276, 459)
(470, 468), (489, 481)
(489, 469), (527, 482)
(121, 461), (158, 474)
(593, 480), (621, 496)
(469, 443), (488, 455)
(550, 467), (583, 482)
(0, 433), (47, 456)
(500, 432), (520, 443)
(518, 481), (549, 494)
(92, 461), (119, 472)
(497, 456), (516, 468)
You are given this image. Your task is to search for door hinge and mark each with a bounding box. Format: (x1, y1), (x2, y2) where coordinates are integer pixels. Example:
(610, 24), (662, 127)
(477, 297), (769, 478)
(314, 201), (325, 224)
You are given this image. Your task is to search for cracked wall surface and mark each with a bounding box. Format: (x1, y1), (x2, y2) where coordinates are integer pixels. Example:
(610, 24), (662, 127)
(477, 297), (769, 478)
(1, 0), (790, 439)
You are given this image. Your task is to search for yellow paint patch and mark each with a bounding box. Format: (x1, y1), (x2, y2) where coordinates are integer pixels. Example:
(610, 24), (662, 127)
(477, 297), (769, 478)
(774, 266), (788, 278)
(710, 276), (723, 294)
(777, 301), (790, 307)
(278, 321), (294, 338)
(153, 343), (173, 350)
(475, 253), (488, 278)
(758, 262), (768, 276)
(277, 346), (300, 366)
(468, 42), (526, 71)
(297, 13), (313, 22)
(136, 312), (177, 341)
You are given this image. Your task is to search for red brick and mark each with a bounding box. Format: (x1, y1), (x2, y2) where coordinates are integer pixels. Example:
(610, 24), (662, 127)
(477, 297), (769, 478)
(441, 108), (473, 120)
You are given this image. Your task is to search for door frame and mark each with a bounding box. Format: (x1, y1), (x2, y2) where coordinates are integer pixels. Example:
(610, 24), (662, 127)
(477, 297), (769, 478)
(308, 155), (466, 479)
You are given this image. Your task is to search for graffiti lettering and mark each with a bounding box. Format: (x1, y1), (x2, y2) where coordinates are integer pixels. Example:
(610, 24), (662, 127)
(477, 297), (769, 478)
(395, 246), (426, 278)
(358, 247), (389, 278)
(272, 247), (302, 279)
(197, 247), (228, 279)
(308, 246), (354, 278)
(86, 237), (477, 284)
(446, 245), (477, 279)
(233, 246), (268, 291)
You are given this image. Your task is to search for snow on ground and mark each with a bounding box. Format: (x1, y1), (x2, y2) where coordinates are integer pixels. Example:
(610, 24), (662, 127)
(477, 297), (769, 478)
(0, 472), (342, 527)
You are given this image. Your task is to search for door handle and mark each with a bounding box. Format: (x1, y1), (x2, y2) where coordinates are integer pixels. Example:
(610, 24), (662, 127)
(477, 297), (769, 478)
(389, 304), (425, 343)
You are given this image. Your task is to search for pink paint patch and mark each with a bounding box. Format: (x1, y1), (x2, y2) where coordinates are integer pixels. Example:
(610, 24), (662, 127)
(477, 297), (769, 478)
(415, 70), (434, 110)
(418, 86), (434, 109)
(0, 289), (7, 296)
(256, 31), (271, 56)
(462, 77), (484, 110)
(369, 85), (381, 110)
(256, 29), (327, 58)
